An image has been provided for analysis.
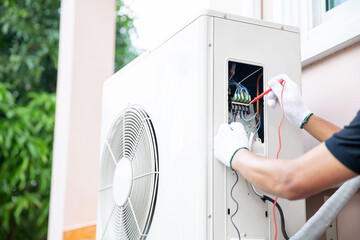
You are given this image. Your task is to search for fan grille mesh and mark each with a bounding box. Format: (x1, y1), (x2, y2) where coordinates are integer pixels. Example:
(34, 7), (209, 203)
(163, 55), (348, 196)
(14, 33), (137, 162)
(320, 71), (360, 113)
(98, 106), (159, 239)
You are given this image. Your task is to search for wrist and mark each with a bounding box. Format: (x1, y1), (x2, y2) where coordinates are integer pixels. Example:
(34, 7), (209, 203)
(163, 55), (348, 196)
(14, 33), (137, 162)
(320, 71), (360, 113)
(292, 104), (312, 128)
(300, 113), (314, 129)
(230, 147), (249, 171)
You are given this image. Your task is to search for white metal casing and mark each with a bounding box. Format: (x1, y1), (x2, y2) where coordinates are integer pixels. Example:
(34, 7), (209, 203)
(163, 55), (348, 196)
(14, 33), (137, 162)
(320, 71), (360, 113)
(98, 10), (305, 240)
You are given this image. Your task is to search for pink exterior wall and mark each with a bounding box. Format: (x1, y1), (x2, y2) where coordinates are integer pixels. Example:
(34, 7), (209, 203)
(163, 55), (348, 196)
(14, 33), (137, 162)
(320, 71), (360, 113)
(48, 0), (116, 238)
(302, 41), (360, 240)
(302, 42), (360, 152)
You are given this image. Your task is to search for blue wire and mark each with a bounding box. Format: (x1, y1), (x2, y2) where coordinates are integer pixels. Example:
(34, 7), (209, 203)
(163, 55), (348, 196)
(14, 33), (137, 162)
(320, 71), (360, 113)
(229, 78), (249, 95)
(237, 87), (249, 95)
(241, 111), (257, 122)
(235, 85), (249, 95)
(233, 111), (237, 122)
(229, 79), (239, 86)
(241, 111), (261, 134)
(228, 78), (248, 94)
(238, 83), (249, 94)
(254, 116), (261, 134)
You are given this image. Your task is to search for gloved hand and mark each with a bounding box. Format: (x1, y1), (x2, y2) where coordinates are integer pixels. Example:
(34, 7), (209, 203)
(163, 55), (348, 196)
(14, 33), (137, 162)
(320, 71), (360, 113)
(214, 122), (249, 170)
(267, 74), (312, 128)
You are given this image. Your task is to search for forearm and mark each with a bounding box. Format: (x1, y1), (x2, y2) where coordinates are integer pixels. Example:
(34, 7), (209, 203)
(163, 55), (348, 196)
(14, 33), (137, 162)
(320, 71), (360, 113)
(231, 144), (357, 200)
(231, 149), (294, 198)
(303, 115), (341, 142)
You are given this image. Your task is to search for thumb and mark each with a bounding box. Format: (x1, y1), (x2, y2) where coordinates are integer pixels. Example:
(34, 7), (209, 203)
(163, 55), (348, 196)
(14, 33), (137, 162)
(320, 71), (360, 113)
(268, 79), (284, 99)
(266, 91), (279, 108)
(267, 91), (277, 101)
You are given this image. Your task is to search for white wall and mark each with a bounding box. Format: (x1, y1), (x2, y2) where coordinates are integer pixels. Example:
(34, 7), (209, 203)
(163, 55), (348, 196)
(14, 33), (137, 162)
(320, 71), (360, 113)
(301, 41), (360, 240)
(48, 0), (116, 238)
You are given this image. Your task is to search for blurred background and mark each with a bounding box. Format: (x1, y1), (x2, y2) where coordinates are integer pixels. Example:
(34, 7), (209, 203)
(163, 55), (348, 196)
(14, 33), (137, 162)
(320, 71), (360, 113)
(0, 0), (138, 239)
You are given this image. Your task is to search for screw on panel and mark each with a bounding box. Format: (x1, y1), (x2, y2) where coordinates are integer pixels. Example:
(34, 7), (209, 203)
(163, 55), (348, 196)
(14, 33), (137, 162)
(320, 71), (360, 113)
(208, 214), (212, 218)
(208, 43), (212, 47)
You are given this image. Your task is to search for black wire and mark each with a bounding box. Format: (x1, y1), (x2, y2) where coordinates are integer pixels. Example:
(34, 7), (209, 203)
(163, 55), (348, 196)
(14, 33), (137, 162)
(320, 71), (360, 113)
(230, 111), (241, 239)
(232, 110), (237, 122)
(261, 195), (289, 240)
(230, 171), (241, 240)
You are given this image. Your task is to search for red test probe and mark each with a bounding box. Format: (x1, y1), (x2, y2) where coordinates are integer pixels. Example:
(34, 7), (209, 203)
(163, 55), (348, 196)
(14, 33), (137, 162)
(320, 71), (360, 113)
(249, 79), (285, 104)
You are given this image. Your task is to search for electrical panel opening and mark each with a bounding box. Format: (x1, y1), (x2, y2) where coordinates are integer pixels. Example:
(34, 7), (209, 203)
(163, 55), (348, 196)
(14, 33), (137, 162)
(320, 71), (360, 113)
(227, 61), (264, 146)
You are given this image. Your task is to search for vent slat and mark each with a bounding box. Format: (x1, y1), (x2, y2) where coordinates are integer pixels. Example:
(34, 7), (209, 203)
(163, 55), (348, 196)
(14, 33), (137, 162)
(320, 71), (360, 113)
(99, 106), (159, 239)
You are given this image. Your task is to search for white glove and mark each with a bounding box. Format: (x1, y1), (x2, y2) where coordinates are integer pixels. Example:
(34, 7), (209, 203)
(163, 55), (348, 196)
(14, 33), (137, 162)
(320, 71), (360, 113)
(267, 74), (312, 128)
(214, 122), (249, 170)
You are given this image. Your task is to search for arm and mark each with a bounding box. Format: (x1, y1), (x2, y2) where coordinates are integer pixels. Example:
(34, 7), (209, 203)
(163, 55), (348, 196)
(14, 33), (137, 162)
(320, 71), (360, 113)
(267, 74), (340, 142)
(232, 143), (357, 200)
(303, 115), (341, 142)
(214, 75), (354, 200)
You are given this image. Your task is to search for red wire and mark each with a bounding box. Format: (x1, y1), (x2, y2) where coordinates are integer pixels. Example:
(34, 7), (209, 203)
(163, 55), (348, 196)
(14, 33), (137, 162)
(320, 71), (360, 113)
(229, 72), (234, 79)
(273, 197), (278, 240)
(273, 80), (286, 240)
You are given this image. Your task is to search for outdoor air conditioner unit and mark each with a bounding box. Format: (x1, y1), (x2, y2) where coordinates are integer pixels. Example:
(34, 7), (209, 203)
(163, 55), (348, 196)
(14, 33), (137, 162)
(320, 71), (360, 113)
(96, 10), (306, 240)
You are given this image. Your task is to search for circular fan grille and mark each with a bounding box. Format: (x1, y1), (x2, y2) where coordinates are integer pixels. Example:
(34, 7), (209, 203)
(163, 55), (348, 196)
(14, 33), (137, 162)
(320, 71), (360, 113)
(98, 106), (159, 239)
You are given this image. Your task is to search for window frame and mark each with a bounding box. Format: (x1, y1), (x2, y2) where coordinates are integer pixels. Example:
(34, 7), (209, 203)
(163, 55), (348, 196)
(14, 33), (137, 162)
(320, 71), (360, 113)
(300, 0), (360, 66)
(272, 0), (360, 66)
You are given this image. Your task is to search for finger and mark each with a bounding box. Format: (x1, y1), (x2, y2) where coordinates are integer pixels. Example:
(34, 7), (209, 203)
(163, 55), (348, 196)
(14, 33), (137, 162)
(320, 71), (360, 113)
(268, 75), (282, 87)
(266, 91), (279, 107)
(277, 74), (291, 85)
(267, 98), (278, 108)
(267, 91), (277, 101)
(217, 123), (231, 134)
(230, 122), (245, 133)
(268, 79), (284, 98)
(271, 74), (298, 89)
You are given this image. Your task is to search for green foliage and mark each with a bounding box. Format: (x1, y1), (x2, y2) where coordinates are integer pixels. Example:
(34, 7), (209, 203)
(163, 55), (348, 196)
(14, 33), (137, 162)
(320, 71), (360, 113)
(0, 0), (61, 96)
(0, 0), (138, 94)
(0, 1), (60, 238)
(0, 0), (138, 239)
(0, 83), (56, 239)
(115, 0), (140, 71)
